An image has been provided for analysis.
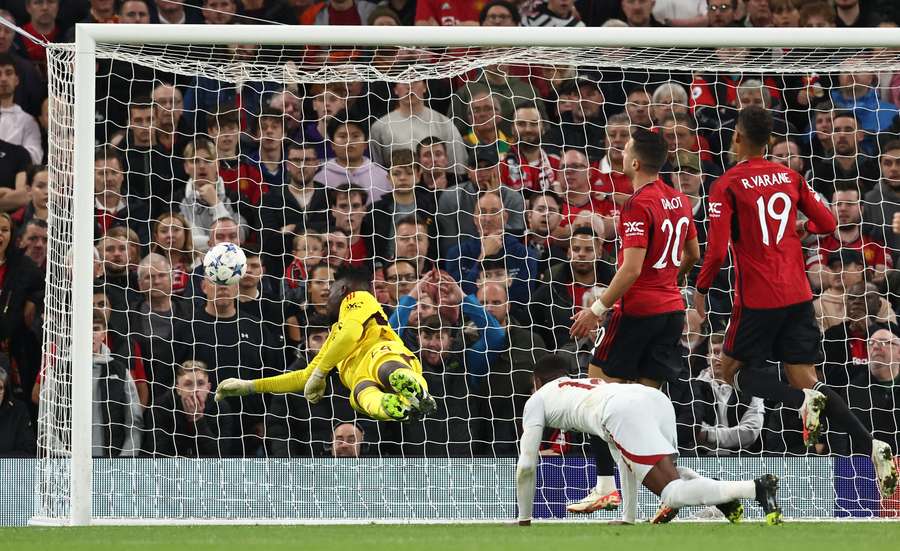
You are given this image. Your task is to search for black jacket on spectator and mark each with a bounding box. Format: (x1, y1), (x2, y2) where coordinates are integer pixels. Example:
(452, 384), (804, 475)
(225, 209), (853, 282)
(807, 156), (880, 201)
(0, 252), (43, 399)
(237, 286), (288, 372)
(127, 295), (194, 399)
(0, 140), (30, 193)
(371, 189), (438, 265)
(266, 356), (366, 457)
(0, 392), (35, 457)
(676, 376), (762, 456)
(822, 322), (873, 392)
(173, 307), (276, 456)
(143, 389), (235, 458)
(389, 342), (483, 457)
(530, 261), (613, 350)
(863, 181), (900, 267)
(99, 269), (142, 315)
(482, 320), (548, 456)
(259, 180), (329, 277)
(93, 349), (131, 458)
(848, 371), (900, 453)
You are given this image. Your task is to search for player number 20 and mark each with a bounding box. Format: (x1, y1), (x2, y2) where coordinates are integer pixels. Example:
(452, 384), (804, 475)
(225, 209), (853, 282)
(652, 216), (691, 269)
(756, 192), (791, 246)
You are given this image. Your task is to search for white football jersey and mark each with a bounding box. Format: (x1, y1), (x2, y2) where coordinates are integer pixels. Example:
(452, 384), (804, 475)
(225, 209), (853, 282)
(521, 377), (619, 438)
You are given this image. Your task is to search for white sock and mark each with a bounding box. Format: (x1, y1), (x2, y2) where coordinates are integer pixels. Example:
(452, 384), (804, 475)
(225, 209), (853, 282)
(597, 475), (616, 494)
(660, 478), (755, 509)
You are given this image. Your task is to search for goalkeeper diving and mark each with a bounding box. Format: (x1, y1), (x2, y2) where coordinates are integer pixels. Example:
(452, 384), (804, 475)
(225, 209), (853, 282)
(215, 267), (436, 422)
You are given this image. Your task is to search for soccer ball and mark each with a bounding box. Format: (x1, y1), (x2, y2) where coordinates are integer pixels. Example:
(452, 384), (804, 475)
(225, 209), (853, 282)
(203, 242), (247, 286)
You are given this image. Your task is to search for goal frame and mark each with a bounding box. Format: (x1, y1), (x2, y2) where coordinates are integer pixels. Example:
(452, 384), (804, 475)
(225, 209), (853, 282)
(56, 24), (900, 526)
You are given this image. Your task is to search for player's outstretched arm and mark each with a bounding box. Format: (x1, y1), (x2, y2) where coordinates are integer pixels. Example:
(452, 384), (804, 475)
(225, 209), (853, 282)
(516, 398), (546, 526)
(214, 364), (319, 402)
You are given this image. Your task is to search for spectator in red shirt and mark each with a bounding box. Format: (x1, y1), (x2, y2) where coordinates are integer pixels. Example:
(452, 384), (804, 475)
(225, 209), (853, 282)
(811, 184), (891, 287)
(555, 149), (617, 243)
(21, 0), (60, 78)
(415, 0), (481, 26)
(505, 104), (560, 192)
(595, 112), (634, 206)
(150, 212), (199, 296)
(327, 184), (372, 268)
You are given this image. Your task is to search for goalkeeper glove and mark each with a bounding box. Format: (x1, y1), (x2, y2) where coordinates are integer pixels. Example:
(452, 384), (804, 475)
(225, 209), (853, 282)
(303, 369), (328, 404)
(215, 378), (255, 401)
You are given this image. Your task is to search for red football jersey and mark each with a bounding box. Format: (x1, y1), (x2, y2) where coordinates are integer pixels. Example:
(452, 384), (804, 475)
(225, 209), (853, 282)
(616, 179), (697, 316)
(504, 147), (560, 192)
(415, 0), (481, 25)
(697, 157), (837, 309)
(814, 233), (892, 270)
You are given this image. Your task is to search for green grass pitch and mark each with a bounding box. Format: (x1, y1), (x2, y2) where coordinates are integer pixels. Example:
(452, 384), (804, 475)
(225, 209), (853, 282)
(2, 522), (898, 551)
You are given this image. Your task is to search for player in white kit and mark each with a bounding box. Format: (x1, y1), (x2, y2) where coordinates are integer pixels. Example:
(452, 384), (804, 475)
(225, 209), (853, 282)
(515, 355), (783, 525)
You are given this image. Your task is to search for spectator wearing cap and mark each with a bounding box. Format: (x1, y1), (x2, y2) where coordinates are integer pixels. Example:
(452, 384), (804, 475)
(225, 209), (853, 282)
(316, 110), (392, 204)
(369, 80), (468, 175)
(544, 77), (606, 162)
(847, 327), (900, 453)
(523, 0), (585, 26)
(436, 145), (525, 255)
(814, 250), (895, 331)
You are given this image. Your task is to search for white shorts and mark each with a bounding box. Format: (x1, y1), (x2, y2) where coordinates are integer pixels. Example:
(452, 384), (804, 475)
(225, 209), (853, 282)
(600, 385), (678, 483)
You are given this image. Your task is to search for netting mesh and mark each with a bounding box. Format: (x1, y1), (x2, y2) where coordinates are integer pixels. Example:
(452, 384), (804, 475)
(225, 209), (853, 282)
(36, 40), (900, 522)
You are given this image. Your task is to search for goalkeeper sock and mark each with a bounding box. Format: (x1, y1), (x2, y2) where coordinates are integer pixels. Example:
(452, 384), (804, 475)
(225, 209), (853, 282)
(813, 383), (873, 455)
(354, 386), (393, 421)
(660, 478), (755, 509)
(733, 369), (804, 409)
(590, 435), (616, 493)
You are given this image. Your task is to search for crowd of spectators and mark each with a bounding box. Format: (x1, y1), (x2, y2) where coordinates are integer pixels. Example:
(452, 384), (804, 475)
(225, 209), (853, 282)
(0, 0), (898, 460)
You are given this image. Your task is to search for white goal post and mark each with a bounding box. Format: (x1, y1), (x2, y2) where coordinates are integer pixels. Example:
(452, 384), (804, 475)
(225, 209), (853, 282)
(34, 23), (900, 526)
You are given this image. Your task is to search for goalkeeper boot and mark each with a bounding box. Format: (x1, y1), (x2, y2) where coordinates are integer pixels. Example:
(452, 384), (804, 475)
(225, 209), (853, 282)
(566, 488), (621, 514)
(799, 388), (827, 448)
(380, 393), (411, 422)
(715, 499), (744, 523)
(754, 474), (783, 525)
(872, 439), (898, 498)
(650, 505), (678, 524)
(388, 369), (436, 421)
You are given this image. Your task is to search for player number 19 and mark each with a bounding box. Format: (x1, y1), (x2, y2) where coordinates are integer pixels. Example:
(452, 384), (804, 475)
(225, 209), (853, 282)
(756, 192), (791, 246)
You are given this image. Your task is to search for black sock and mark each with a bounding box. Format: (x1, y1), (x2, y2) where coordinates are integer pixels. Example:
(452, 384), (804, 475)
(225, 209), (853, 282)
(733, 369), (804, 409)
(814, 383), (873, 455)
(590, 435), (615, 477)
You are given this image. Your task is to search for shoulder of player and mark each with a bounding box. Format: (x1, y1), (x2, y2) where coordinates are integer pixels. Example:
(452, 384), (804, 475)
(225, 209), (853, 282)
(340, 290), (382, 315)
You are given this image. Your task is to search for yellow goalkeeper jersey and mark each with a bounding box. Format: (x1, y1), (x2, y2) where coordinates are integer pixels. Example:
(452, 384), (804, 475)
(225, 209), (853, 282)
(253, 291), (414, 394)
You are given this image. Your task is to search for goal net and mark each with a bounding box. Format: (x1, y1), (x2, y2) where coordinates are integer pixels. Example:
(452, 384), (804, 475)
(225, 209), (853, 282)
(35, 26), (900, 524)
